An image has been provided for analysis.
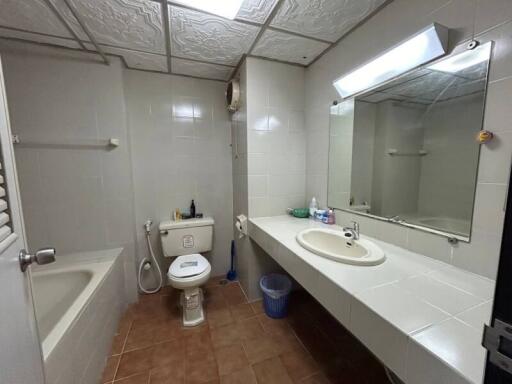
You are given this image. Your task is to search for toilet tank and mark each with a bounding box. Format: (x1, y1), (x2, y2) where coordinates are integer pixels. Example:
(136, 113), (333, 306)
(159, 217), (214, 257)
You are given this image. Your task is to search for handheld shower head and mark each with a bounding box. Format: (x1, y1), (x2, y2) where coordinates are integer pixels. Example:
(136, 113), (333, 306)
(144, 219), (153, 235)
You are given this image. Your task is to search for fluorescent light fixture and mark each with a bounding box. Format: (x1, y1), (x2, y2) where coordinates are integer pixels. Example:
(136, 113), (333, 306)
(333, 24), (448, 98)
(173, 0), (244, 19)
(428, 42), (491, 73)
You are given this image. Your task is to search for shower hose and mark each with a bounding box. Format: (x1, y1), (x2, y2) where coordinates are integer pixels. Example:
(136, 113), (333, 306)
(137, 219), (163, 294)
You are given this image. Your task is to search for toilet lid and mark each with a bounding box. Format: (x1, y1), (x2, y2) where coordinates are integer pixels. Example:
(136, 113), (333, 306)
(168, 254), (209, 278)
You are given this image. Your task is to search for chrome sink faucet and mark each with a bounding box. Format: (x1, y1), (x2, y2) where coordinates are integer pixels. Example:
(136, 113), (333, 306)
(343, 221), (360, 241)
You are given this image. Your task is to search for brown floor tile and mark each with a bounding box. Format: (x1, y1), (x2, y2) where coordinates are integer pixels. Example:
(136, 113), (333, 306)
(235, 318), (264, 341)
(229, 303), (255, 321)
(252, 357), (293, 384)
(114, 372), (150, 384)
(110, 289), (389, 384)
(131, 301), (170, 324)
(153, 319), (186, 344)
(125, 319), (184, 352)
(280, 348), (319, 382)
(215, 344), (249, 376)
(207, 308), (234, 329)
(118, 309), (134, 329)
(205, 286), (227, 302)
(116, 346), (153, 379)
(299, 373), (331, 384)
(102, 355), (120, 383)
(149, 363), (185, 384)
(242, 335), (278, 364)
(185, 358), (218, 384)
(124, 324), (158, 352)
(210, 324), (242, 349)
(185, 329), (214, 356)
(272, 331), (305, 355)
(221, 284), (247, 306)
(257, 314), (292, 336)
(249, 300), (264, 315)
(111, 333), (127, 356)
(152, 339), (186, 369)
(220, 366), (257, 384)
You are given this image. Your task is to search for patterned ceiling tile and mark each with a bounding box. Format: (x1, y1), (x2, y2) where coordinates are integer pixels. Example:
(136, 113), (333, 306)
(270, 0), (387, 42)
(236, 0), (278, 24)
(83, 43), (168, 72)
(52, 0), (165, 54)
(251, 29), (329, 65)
(169, 6), (260, 66)
(171, 58), (233, 80)
(0, 0), (71, 37)
(0, 28), (81, 49)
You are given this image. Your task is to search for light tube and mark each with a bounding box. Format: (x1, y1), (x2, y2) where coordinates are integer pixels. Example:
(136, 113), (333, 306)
(333, 24), (448, 98)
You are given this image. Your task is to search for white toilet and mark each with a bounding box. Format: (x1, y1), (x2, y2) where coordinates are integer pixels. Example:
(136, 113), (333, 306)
(159, 217), (214, 327)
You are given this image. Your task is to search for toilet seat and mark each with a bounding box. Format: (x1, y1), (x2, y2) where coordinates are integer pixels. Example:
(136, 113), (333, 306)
(168, 254), (209, 278)
(167, 254), (211, 291)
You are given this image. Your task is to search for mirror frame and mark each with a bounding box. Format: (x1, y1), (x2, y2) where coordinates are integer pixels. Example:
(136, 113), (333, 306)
(327, 40), (495, 243)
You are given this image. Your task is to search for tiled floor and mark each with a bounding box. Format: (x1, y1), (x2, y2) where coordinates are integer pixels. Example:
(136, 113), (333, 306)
(101, 277), (390, 384)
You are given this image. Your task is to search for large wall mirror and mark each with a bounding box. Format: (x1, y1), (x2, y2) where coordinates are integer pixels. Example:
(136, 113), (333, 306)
(328, 42), (492, 241)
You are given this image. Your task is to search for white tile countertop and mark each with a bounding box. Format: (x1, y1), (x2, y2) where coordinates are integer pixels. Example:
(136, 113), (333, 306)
(249, 215), (495, 384)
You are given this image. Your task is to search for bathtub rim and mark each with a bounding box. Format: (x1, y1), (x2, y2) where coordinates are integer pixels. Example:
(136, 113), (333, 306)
(31, 248), (123, 361)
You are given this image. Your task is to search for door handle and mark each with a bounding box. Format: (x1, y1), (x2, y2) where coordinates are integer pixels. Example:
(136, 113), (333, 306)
(19, 248), (56, 272)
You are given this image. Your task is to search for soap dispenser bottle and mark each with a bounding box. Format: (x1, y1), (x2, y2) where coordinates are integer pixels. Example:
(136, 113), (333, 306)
(190, 200), (196, 218)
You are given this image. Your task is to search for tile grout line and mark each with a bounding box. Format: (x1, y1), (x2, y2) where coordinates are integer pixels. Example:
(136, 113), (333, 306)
(112, 319), (133, 382)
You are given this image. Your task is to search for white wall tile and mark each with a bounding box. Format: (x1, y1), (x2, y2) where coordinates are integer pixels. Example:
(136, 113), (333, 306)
(2, 44), (137, 294)
(245, 58), (307, 218)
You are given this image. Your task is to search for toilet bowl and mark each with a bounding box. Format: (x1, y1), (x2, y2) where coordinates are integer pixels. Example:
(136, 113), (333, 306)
(167, 253), (211, 326)
(159, 217), (214, 327)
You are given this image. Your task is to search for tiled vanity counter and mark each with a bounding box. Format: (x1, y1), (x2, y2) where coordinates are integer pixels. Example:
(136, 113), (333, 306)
(249, 216), (495, 384)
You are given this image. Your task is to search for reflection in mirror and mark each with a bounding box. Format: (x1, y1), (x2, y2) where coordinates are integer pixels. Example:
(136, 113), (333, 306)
(328, 42), (492, 240)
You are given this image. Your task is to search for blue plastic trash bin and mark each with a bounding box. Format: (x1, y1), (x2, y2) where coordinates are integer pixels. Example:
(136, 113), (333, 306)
(259, 273), (292, 318)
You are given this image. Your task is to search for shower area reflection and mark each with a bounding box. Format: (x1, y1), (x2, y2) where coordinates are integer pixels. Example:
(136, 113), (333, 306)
(328, 42), (492, 240)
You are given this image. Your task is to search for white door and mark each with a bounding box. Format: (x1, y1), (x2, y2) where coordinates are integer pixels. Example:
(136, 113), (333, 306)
(0, 56), (46, 383)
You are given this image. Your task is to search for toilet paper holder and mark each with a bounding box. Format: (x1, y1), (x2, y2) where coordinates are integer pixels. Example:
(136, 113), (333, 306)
(235, 214), (248, 238)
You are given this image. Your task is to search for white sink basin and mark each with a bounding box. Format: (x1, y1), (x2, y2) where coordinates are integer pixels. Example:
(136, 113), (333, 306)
(296, 228), (385, 266)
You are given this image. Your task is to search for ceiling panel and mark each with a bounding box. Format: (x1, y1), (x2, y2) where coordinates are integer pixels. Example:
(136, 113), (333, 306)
(0, 0), (71, 37)
(236, 0), (278, 24)
(270, 0), (387, 42)
(251, 29), (329, 65)
(171, 58), (233, 80)
(169, 6), (260, 66)
(83, 43), (168, 72)
(0, 28), (80, 49)
(52, 0), (165, 54)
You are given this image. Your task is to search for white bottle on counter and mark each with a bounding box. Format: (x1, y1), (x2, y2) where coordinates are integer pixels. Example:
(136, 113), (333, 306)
(309, 197), (318, 217)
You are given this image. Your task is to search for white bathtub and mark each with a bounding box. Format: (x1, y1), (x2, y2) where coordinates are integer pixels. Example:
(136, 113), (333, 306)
(31, 248), (127, 384)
